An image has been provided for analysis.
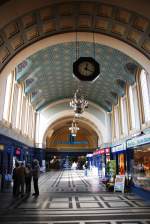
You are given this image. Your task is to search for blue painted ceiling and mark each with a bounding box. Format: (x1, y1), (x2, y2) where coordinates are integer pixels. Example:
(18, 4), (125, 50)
(16, 42), (139, 112)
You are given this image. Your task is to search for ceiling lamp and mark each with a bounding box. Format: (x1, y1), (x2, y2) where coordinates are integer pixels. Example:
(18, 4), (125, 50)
(70, 89), (88, 117)
(69, 119), (80, 136)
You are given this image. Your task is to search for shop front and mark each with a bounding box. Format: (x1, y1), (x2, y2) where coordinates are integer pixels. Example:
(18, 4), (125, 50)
(111, 143), (127, 175)
(127, 133), (150, 192)
(93, 148), (110, 178)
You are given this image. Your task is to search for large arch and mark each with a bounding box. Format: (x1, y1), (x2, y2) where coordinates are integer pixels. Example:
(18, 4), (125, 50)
(44, 116), (100, 150)
(35, 99), (111, 148)
(1, 32), (149, 79)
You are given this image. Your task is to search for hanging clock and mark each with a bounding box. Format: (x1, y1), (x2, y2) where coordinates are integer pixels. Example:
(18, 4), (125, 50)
(73, 57), (100, 81)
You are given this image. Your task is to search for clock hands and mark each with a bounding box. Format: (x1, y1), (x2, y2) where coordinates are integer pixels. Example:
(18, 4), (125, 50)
(84, 63), (94, 73)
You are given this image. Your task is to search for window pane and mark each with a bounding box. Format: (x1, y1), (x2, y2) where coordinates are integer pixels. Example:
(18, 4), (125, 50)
(114, 106), (119, 139)
(140, 70), (150, 122)
(121, 97), (128, 135)
(16, 86), (22, 129)
(129, 86), (136, 129)
(11, 84), (19, 128)
(129, 85), (140, 130)
(3, 73), (13, 121)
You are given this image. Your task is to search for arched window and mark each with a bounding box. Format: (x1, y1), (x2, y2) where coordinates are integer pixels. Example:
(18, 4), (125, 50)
(140, 69), (150, 123)
(120, 96), (128, 135)
(114, 105), (120, 140)
(129, 84), (140, 130)
(3, 72), (14, 121)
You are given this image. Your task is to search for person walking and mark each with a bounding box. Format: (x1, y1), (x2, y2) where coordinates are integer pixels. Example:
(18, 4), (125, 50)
(32, 159), (40, 197)
(25, 163), (32, 194)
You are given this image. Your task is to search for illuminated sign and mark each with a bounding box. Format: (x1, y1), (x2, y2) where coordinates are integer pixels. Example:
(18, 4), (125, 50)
(111, 143), (126, 153)
(105, 148), (110, 154)
(100, 149), (105, 154)
(93, 148), (110, 156)
(127, 133), (150, 148)
(86, 154), (93, 158)
(0, 144), (4, 151)
(16, 148), (21, 155)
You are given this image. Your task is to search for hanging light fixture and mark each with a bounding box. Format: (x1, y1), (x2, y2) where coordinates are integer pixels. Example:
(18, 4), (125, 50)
(70, 89), (88, 117)
(69, 119), (80, 136)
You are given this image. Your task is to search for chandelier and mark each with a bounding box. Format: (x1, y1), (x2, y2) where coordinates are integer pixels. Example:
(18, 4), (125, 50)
(69, 119), (80, 136)
(70, 89), (88, 117)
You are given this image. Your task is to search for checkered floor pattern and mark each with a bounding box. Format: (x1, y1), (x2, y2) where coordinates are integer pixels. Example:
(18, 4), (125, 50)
(0, 170), (150, 224)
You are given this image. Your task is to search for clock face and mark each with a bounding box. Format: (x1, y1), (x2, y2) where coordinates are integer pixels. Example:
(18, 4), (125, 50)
(73, 57), (100, 81)
(78, 61), (95, 76)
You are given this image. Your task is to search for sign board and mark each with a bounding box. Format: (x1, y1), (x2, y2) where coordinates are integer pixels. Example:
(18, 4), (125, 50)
(127, 133), (150, 148)
(86, 154), (93, 158)
(111, 142), (126, 153)
(16, 148), (21, 156)
(114, 175), (125, 193)
(93, 148), (110, 156)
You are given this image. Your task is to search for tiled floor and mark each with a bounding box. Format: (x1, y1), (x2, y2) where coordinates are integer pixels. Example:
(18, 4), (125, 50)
(0, 170), (150, 224)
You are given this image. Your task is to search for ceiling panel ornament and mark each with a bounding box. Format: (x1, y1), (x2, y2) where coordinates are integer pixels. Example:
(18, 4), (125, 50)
(16, 42), (138, 112)
(0, 1), (149, 72)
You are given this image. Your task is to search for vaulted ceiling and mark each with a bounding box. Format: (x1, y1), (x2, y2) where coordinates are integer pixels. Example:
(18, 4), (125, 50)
(16, 41), (138, 111)
(0, 0), (149, 112)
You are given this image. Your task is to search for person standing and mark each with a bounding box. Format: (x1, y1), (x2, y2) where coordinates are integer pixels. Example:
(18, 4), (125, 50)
(18, 162), (26, 197)
(32, 159), (40, 197)
(12, 161), (20, 197)
(25, 164), (32, 194)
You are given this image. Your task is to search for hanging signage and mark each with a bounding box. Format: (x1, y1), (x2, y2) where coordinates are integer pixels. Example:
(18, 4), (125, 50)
(100, 149), (105, 154)
(0, 144), (4, 151)
(127, 133), (150, 148)
(105, 148), (110, 154)
(93, 148), (110, 156)
(16, 148), (21, 156)
(7, 146), (13, 154)
(111, 142), (126, 153)
(114, 175), (125, 193)
(86, 154), (93, 158)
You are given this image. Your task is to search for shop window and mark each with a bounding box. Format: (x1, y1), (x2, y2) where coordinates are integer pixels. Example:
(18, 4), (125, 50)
(118, 153), (125, 175)
(121, 96), (128, 135)
(3, 72), (13, 121)
(140, 69), (150, 123)
(129, 85), (140, 130)
(132, 147), (150, 191)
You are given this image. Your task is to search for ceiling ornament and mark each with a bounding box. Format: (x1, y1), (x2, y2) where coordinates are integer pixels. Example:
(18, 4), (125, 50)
(69, 118), (80, 137)
(70, 89), (88, 117)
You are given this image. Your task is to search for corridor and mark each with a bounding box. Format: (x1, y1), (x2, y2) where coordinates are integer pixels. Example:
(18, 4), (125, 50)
(0, 170), (150, 224)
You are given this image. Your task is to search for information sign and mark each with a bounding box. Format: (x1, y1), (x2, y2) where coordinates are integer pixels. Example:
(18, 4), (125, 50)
(114, 175), (125, 193)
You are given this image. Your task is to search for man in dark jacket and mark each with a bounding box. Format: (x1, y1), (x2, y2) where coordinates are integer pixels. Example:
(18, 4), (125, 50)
(32, 159), (40, 197)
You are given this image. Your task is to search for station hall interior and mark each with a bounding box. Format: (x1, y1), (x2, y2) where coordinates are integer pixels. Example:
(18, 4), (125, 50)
(0, 0), (150, 223)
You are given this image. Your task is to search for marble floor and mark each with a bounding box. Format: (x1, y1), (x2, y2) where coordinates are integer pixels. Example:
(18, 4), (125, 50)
(0, 170), (150, 224)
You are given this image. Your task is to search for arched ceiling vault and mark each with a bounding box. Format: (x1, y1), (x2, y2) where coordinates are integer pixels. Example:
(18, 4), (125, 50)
(0, 0), (150, 73)
(15, 37), (139, 112)
(0, 1), (149, 113)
